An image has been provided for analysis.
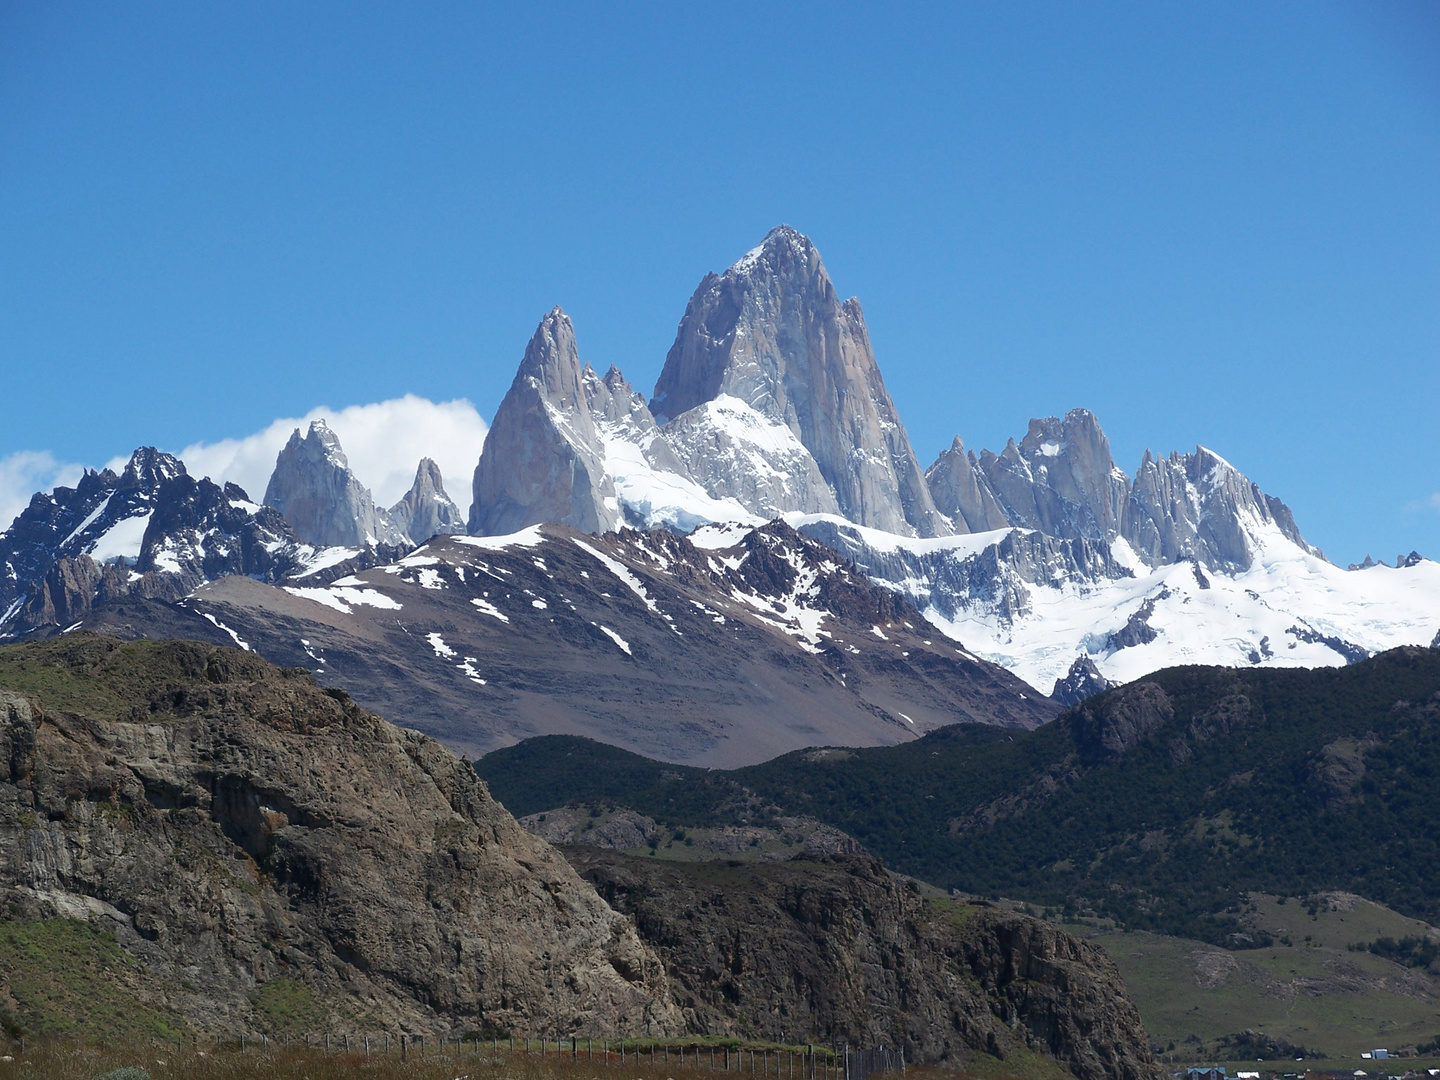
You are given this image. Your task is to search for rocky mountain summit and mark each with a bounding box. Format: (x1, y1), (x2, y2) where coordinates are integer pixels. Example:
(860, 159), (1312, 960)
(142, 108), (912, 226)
(471, 227), (950, 539)
(653, 225), (950, 537)
(0, 634), (679, 1036)
(923, 408), (1318, 571)
(0, 450), (326, 638)
(0, 424), (453, 642)
(388, 457), (465, 544)
(0, 448), (184, 621)
(265, 420), (408, 548)
(4, 222), (1437, 707)
(471, 308), (621, 536)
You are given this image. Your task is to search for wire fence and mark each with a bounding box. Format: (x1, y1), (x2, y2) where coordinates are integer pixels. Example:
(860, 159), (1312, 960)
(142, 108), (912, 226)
(155, 1035), (902, 1078)
(844, 1046), (906, 1080)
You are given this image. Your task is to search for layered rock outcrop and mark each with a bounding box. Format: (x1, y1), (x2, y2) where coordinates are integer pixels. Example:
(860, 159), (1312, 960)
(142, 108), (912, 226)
(0, 635), (679, 1036)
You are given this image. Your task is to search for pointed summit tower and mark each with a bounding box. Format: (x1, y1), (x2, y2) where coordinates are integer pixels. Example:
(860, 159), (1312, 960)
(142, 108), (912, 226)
(263, 420), (404, 548)
(469, 307), (620, 535)
(389, 458), (465, 544)
(652, 225), (949, 537)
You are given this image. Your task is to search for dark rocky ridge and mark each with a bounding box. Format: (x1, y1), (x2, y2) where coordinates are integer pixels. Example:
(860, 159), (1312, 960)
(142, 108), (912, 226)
(567, 847), (1164, 1080)
(1051, 655), (1114, 706)
(62, 520), (1055, 766)
(3, 470), (406, 640)
(0, 448), (185, 622)
(0, 634), (679, 1036)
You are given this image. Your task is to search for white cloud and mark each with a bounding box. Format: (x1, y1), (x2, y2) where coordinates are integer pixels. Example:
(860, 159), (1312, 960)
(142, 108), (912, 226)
(166, 396), (489, 513)
(0, 451), (86, 532)
(1403, 493), (1440, 513)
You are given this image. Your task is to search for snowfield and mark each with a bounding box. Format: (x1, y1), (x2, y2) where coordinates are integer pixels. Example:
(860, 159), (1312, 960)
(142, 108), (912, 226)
(783, 512), (1440, 693)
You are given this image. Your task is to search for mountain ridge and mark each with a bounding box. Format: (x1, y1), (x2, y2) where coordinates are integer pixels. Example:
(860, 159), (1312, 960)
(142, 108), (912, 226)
(2, 224), (1436, 712)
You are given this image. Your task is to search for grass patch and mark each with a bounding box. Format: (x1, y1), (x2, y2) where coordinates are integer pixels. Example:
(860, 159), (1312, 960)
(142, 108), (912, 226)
(249, 978), (328, 1035)
(0, 919), (182, 1042)
(962, 1046), (1072, 1080)
(926, 897), (977, 930)
(1075, 892), (1440, 1062)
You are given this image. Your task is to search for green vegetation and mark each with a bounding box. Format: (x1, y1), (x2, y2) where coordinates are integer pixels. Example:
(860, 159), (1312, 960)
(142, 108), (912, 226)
(1352, 934), (1440, 969)
(1072, 891), (1440, 1061)
(478, 647), (1440, 945)
(961, 1046), (1072, 1080)
(0, 634), (310, 725)
(249, 979), (328, 1035)
(0, 919), (181, 1041)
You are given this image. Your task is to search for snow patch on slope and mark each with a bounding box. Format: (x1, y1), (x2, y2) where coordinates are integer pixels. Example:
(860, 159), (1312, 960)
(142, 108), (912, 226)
(822, 515), (1440, 692)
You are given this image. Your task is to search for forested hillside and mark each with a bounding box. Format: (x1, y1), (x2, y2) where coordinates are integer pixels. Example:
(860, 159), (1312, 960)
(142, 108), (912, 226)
(478, 647), (1440, 945)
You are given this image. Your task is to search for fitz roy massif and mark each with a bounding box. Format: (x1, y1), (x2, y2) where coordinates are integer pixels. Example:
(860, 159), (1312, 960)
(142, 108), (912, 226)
(2, 226), (1437, 766)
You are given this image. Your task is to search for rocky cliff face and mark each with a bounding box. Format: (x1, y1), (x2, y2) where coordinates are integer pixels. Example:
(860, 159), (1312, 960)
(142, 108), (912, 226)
(388, 458), (465, 544)
(0, 634), (680, 1037)
(926, 410), (1318, 573)
(977, 411), (1131, 544)
(264, 420), (407, 548)
(469, 308), (621, 536)
(925, 437), (1009, 534)
(1124, 446), (1319, 571)
(652, 226), (950, 538)
(568, 848), (1163, 1080)
(661, 395), (841, 520)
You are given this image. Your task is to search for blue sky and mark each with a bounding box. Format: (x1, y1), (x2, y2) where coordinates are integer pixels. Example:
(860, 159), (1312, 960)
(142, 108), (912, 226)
(1, 1), (1436, 564)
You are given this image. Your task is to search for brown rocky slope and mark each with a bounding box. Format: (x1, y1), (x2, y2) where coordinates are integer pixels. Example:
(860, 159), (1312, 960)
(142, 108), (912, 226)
(0, 634), (678, 1037)
(566, 848), (1164, 1080)
(0, 634), (1162, 1080)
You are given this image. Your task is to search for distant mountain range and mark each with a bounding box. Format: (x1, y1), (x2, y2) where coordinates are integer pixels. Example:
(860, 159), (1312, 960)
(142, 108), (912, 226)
(2, 225), (1436, 761)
